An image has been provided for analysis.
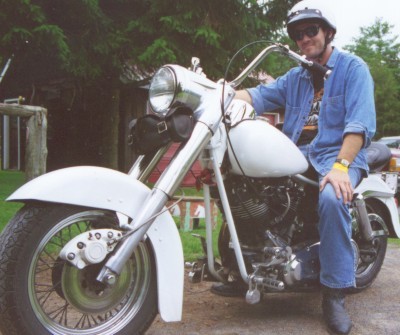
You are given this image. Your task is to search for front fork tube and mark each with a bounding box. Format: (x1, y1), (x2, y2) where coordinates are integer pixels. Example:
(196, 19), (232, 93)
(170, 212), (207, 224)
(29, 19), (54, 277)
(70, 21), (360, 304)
(97, 123), (214, 283)
(97, 189), (168, 283)
(353, 193), (374, 241)
(128, 144), (172, 182)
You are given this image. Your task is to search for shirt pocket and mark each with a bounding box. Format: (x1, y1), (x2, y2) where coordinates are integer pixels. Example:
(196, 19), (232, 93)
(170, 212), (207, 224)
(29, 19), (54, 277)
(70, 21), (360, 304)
(322, 95), (345, 128)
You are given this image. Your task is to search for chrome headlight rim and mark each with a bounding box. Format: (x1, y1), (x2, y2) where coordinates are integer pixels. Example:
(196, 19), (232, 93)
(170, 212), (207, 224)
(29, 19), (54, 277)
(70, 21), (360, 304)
(149, 66), (177, 115)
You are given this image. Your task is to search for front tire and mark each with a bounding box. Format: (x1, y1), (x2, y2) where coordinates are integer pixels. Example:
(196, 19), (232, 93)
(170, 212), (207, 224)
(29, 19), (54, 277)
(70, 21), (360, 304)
(0, 203), (158, 335)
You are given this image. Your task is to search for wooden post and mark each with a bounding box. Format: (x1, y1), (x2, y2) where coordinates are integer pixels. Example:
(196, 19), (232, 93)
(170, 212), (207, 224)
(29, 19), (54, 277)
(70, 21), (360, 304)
(0, 103), (48, 181)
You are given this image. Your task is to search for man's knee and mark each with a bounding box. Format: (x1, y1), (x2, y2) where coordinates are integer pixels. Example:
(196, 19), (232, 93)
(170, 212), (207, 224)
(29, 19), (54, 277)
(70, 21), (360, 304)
(319, 184), (341, 208)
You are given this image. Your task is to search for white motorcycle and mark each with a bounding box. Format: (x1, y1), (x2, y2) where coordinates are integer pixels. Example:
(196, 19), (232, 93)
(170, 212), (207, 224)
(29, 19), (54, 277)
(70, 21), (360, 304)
(0, 44), (399, 335)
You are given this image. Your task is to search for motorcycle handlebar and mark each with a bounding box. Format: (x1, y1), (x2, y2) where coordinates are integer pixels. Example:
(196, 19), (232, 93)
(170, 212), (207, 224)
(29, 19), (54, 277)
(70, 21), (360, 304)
(229, 43), (332, 88)
(283, 45), (332, 80)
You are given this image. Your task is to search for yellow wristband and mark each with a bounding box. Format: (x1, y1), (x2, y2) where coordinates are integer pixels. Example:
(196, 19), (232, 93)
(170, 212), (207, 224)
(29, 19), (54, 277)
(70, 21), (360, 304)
(333, 162), (349, 173)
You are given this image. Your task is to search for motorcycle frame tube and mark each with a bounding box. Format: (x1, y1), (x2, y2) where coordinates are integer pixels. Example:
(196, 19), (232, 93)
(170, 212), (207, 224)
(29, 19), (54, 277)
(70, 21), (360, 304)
(211, 147), (250, 284)
(203, 183), (227, 283)
(293, 173), (318, 187)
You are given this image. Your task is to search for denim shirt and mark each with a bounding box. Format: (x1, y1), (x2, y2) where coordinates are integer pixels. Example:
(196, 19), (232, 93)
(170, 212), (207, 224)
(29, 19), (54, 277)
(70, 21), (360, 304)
(247, 47), (376, 176)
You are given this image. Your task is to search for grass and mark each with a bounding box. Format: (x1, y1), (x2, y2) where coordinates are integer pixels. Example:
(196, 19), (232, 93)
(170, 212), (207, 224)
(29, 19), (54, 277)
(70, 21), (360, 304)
(390, 238), (400, 245)
(0, 170), (24, 230)
(171, 186), (222, 261)
(175, 216), (222, 262)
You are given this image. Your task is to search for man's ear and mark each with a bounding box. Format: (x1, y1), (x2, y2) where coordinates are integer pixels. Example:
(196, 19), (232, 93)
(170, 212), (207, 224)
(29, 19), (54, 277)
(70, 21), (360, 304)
(325, 29), (335, 42)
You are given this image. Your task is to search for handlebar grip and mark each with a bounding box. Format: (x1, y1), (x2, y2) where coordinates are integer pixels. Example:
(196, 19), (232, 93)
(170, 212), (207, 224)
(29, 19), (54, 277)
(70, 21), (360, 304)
(301, 62), (332, 80)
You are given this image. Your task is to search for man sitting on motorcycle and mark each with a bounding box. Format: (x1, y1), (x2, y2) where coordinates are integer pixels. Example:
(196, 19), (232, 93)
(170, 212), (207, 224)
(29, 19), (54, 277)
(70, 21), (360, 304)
(212, 1), (376, 334)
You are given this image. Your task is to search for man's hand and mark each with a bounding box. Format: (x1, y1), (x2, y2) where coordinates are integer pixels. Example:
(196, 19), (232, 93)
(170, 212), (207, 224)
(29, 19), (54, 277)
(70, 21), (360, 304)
(320, 168), (353, 204)
(320, 133), (364, 204)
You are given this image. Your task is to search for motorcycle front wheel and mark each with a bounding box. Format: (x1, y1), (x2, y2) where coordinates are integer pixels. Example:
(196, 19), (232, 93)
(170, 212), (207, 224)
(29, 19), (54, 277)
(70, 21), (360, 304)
(0, 203), (157, 335)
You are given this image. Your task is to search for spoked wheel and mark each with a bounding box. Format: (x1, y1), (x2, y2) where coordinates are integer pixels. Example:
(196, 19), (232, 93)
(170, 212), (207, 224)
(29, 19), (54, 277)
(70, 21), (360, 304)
(352, 201), (388, 292)
(0, 203), (157, 335)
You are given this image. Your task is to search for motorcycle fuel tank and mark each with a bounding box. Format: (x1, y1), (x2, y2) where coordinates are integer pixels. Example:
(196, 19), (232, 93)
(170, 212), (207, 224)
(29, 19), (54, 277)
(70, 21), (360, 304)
(228, 118), (308, 178)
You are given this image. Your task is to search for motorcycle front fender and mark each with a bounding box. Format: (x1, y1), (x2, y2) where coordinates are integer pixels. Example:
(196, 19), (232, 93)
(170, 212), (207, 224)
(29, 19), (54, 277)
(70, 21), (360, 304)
(7, 166), (184, 322)
(355, 173), (400, 238)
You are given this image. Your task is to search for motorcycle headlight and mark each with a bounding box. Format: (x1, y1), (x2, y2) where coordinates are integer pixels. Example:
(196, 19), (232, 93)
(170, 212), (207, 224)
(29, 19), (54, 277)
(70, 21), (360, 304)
(149, 66), (176, 114)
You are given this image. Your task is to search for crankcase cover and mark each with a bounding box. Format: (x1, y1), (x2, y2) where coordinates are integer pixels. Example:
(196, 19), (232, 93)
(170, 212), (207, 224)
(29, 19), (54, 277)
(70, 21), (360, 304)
(228, 118), (308, 177)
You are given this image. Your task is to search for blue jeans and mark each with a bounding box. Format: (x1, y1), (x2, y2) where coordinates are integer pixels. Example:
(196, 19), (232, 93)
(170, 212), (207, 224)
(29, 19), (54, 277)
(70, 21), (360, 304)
(318, 167), (363, 288)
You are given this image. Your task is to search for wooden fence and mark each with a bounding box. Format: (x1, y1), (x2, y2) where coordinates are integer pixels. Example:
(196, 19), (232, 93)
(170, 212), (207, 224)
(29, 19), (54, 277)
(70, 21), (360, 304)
(0, 103), (48, 181)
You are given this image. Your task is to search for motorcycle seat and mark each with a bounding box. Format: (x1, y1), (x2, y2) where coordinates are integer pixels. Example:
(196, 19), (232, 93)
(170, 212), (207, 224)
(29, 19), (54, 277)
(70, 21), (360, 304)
(366, 142), (392, 172)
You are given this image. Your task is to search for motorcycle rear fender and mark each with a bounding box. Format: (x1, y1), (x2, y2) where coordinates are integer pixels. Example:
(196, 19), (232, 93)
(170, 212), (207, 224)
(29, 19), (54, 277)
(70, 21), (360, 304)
(7, 166), (184, 322)
(355, 173), (400, 238)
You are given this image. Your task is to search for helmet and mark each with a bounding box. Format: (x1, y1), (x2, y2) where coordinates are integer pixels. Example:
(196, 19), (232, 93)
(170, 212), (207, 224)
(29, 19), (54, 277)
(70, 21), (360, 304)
(287, 0), (336, 40)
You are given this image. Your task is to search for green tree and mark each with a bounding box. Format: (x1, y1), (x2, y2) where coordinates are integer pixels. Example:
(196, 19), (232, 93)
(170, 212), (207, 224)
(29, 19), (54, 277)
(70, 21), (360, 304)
(0, 0), (295, 169)
(344, 19), (400, 138)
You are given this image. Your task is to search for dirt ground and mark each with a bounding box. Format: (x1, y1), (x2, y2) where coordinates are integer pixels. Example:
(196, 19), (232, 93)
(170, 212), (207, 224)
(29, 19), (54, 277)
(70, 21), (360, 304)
(0, 246), (398, 335)
(146, 244), (400, 335)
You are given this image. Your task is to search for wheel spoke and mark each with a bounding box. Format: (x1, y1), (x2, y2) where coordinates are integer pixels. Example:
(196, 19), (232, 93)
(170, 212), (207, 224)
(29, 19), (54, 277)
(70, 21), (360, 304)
(26, 209), (154, 333)
(35, 256), (57, 273)
(47, 302), (69, 323)
(36, 286), (56, 306)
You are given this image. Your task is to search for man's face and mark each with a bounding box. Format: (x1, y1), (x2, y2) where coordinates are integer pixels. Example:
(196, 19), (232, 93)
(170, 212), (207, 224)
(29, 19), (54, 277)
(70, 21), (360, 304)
(293, 21), (326, 60)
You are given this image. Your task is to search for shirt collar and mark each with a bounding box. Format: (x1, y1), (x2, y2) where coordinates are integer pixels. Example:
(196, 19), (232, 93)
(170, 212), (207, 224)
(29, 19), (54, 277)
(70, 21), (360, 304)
(325, 46), (339, 69)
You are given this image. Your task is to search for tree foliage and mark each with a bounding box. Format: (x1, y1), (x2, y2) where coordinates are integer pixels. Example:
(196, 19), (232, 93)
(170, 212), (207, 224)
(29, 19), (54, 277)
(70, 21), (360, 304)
(0, 0), (295, 86)
(3, 1), (399, 167)
(344, 19), (400, 138)
(0, 0), (295, 169)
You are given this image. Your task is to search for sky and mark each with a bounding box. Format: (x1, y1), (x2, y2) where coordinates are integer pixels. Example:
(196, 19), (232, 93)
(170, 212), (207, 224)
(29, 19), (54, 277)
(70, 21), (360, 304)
(325, 0), (400, 48)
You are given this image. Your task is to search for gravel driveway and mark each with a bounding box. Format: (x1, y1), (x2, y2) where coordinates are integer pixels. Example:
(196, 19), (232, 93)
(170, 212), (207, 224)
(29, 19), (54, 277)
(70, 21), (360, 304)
(147, 244), (400, 335)
(0, 246), (397, 335)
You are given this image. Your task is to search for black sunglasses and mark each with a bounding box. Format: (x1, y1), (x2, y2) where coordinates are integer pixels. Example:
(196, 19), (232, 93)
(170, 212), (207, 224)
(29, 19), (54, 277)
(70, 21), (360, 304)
(293, 25), (320, 41)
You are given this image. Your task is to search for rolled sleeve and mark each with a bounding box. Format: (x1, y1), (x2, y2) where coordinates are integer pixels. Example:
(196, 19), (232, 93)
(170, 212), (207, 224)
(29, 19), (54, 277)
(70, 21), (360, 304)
(247, 87), (266, 115)
(343, 122), (373, 148)
(343, 60), (376, 148)
(247, 78), (287, 116)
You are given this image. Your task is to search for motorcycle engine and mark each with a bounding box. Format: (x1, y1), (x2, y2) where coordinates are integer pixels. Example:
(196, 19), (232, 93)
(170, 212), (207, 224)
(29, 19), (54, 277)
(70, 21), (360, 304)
(212, 174), (305, 245)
